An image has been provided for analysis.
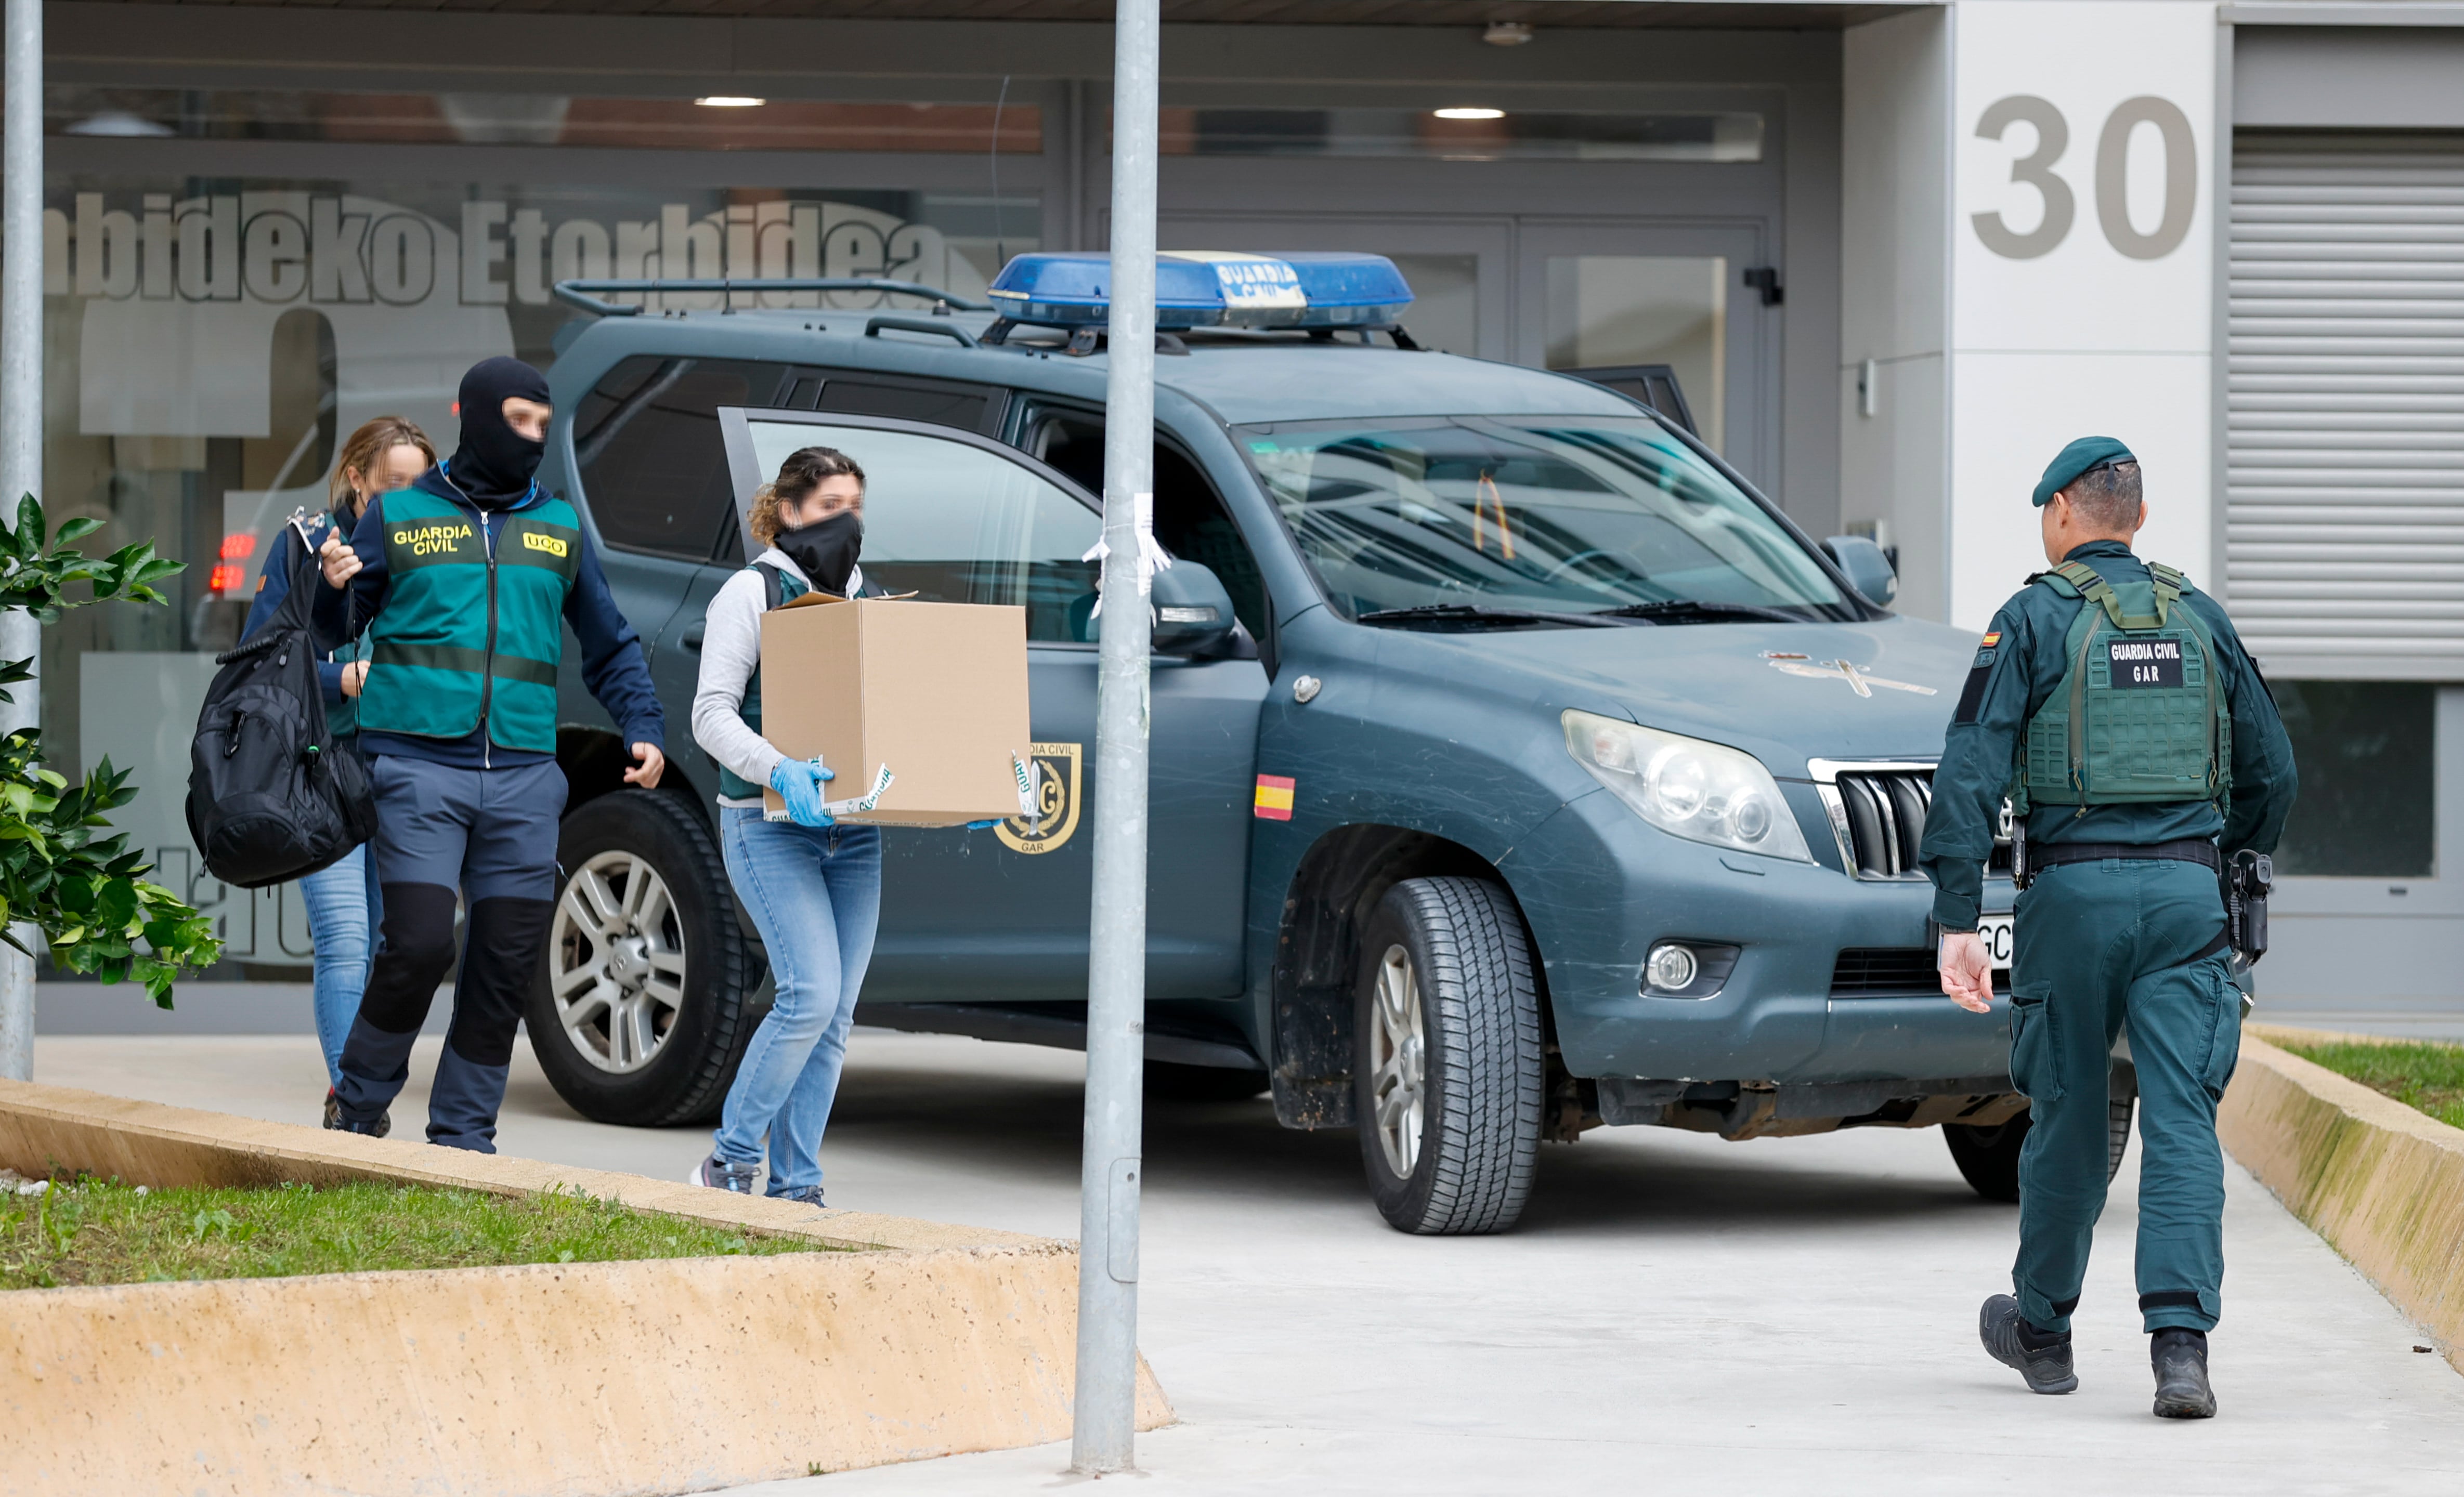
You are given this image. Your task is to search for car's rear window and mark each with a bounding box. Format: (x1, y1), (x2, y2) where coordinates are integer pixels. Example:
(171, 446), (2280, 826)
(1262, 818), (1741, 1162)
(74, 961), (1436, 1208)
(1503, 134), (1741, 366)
(571, 356), (790, 563)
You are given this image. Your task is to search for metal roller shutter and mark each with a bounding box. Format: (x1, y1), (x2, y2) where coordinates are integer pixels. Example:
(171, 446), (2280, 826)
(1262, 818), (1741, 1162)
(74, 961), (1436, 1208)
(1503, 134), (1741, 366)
(2228, 133), (2464, 680)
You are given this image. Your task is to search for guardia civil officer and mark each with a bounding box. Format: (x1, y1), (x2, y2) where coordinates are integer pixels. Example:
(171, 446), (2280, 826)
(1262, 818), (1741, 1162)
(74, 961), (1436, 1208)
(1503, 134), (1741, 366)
(311, 358), (667, 1151)
(1917, 437), (2296, 1419)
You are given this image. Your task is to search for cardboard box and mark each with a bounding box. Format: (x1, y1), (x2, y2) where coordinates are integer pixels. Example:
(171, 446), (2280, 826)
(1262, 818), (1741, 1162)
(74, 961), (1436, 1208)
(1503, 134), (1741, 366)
(755, 594), (1031, 827)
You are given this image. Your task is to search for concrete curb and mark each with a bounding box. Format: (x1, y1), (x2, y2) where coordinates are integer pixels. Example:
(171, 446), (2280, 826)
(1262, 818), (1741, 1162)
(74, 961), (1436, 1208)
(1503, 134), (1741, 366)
(0, 1081), (1172, 1496)
(2217, 1031), (2464, 1376)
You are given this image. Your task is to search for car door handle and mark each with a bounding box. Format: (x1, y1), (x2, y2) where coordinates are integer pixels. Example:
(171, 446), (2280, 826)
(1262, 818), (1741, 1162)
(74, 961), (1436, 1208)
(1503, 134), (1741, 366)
(681, 625), (705, 652)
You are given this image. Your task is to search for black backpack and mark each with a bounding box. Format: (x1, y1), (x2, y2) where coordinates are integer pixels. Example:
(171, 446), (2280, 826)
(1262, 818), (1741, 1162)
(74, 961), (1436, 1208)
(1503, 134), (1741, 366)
(184, 523), (379, 888)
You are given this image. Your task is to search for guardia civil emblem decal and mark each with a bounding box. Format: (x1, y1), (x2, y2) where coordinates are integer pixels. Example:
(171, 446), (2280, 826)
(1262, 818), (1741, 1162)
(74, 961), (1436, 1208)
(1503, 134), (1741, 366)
(996, 742), (1082, 855)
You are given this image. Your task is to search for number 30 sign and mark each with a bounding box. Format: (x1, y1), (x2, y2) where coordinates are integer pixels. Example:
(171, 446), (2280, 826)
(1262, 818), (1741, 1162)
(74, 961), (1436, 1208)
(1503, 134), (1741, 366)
(1972, 95), (2196, 261)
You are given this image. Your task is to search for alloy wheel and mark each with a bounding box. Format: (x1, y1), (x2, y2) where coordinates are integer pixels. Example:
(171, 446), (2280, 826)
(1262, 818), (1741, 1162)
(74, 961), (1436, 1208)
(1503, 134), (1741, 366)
(1368, 943), (1428, 1179)
(549, 850), (688, 1074)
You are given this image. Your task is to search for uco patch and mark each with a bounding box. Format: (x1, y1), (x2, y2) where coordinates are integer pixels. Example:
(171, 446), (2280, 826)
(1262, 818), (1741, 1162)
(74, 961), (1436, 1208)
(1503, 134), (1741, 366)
(2107, 637), (2184, 688)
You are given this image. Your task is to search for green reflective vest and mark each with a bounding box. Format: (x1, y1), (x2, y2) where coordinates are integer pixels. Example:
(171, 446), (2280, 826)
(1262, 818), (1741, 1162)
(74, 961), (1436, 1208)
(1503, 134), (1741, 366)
(2014, 558), (2232, 810)
(353, 484), (582, 754)
(717, 562), (810, 802)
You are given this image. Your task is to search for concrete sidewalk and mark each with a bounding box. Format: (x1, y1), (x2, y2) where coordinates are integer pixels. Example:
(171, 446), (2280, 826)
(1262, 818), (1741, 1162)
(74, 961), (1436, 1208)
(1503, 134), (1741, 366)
(34, 1029), (2464, 1496)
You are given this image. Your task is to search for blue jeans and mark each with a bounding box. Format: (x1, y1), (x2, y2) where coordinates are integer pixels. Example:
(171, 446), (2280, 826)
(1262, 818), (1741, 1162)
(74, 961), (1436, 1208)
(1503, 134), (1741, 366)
(713, 809), (882, 1196)
(297, 842), (385, 1087)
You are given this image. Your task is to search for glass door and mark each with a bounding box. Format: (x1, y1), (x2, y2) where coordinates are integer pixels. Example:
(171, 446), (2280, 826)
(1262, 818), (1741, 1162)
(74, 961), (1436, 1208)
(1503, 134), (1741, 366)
(1514, 224), (1770, 487)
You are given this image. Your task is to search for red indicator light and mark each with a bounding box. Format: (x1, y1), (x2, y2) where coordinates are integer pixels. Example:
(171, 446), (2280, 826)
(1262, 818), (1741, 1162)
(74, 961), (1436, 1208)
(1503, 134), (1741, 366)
(218, 532), (256, 560)
(208, 563), (245, 593)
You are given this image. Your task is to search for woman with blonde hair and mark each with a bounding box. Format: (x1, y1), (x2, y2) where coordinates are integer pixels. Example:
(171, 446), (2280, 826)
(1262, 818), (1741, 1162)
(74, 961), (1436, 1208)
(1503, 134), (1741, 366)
(241, 415), (437, 1128)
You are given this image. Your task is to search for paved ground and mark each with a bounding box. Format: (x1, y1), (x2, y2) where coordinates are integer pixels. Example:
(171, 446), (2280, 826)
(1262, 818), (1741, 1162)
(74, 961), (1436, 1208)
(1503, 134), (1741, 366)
(32, 1026), (2464, 1496)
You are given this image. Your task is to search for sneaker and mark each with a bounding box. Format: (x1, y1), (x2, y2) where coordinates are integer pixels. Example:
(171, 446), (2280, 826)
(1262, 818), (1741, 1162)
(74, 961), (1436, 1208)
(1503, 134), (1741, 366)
(2151, 1329), (2218, 1419)
(322, 1088), (391, 1138)
(688, 1153), (760, 1194)
(775, 1185), (828, 1210)
(1979, 1294), (2078, 1394)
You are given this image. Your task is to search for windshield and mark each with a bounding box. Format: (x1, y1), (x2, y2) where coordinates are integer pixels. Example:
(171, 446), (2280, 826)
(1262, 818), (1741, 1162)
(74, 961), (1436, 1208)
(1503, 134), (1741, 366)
(1241, 416), (1854, 623)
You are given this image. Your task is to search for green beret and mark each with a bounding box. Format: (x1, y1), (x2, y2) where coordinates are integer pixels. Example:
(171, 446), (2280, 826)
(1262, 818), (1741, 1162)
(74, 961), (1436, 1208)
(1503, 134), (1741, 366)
(2033, 436), (2136, 507)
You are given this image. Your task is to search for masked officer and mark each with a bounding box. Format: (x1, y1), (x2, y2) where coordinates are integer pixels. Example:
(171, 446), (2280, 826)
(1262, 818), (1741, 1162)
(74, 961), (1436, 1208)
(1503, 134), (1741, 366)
(312, 358), (666, 1151)
(1918, 437), (2296, 1419)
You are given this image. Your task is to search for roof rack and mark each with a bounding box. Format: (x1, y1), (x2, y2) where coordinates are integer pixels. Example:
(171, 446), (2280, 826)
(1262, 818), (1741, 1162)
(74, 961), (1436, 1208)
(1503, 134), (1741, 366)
(551, 278), (993, 318)
(984, 319), (1423, 357)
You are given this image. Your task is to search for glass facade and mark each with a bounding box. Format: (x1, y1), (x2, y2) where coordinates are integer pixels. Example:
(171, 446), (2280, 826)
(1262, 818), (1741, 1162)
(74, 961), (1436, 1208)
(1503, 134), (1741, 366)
(1153, 108), (1763, 162)
(37, 91), (1034, 970)
(51, 87), (1042, 154)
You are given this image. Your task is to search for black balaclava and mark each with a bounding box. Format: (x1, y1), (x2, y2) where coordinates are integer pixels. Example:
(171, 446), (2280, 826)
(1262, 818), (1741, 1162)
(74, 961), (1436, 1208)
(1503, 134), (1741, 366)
(445, 357), (551, 508)
(776, 511), (863, 597)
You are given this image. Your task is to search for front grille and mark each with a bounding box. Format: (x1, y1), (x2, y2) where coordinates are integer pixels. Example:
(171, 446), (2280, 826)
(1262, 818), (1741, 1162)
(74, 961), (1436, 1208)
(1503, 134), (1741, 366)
(1836, 770), (1930, 877)
(1831, 948), (2013, 996)
(1814, 764), (2014, 882)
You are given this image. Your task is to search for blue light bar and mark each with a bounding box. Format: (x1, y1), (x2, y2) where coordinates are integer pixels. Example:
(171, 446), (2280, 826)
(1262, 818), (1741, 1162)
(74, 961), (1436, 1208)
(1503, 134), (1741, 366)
(987, 252), (1414, 330)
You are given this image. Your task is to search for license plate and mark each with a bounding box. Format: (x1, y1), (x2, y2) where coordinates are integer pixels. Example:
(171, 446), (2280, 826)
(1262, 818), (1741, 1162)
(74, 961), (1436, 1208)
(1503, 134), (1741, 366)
(1976, 914), (2015, 971)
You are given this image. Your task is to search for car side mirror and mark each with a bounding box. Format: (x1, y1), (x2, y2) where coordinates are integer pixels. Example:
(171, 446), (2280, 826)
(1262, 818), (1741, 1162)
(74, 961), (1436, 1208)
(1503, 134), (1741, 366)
(1822, 535), (1898, 608)
(1150, 559), (1238, 656)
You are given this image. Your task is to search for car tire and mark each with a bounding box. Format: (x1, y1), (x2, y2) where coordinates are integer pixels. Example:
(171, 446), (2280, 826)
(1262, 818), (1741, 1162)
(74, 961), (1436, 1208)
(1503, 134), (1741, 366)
(1352, 876), (1543, 1235)
(526, 789), (757, 1127)
(1944, 1088), (2136, 1203)
(1145, 1061), (1271, 1103)
(1944, 1113), (2028, 1202)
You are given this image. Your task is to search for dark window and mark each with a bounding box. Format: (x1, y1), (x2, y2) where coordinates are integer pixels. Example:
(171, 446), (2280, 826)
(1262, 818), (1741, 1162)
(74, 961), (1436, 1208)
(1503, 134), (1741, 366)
(1027, 410), (1270, 640)
(2268, 680), (2434, 878)
(794, 370), (1004, 435)
(571, 355), (790, 562)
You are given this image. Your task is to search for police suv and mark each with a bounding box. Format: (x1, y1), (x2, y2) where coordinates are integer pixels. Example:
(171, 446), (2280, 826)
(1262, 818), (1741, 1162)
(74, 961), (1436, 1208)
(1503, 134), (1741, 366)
(526, 253), (2078, 1236)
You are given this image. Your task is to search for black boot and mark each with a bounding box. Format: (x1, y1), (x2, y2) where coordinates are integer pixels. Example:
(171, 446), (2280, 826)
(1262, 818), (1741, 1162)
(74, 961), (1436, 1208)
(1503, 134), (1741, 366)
(322, 1086), (390, 1138)
(1980, 1294), (2077, 1394)
(2152, 1329), (2217, 1419)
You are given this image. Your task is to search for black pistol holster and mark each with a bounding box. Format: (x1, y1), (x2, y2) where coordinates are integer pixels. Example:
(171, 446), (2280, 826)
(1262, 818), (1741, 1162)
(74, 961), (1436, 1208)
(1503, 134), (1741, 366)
(2225, 849), (2273, 964)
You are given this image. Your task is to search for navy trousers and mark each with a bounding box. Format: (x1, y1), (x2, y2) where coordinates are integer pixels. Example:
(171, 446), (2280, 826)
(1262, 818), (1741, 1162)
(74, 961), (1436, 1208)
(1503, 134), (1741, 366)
(333, 756), (565, 1151)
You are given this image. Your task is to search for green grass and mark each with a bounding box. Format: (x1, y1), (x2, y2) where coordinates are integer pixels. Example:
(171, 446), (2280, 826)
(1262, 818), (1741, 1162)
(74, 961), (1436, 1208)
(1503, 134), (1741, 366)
(0, 1176), (837, 1290)
(2278, 1038), (2464, 1132)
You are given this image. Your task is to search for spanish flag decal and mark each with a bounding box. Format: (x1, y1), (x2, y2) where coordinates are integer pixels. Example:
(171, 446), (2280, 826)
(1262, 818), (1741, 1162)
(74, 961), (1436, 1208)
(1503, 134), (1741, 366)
(1979, 632), (2002, 648)
(1253, 774), (1296, 822)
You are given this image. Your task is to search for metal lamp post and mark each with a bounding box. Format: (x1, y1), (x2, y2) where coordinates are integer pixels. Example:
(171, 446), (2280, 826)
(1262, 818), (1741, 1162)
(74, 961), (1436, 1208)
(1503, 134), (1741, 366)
(0, 0), (41, 1081)
(1071, 0), (1161, 1474)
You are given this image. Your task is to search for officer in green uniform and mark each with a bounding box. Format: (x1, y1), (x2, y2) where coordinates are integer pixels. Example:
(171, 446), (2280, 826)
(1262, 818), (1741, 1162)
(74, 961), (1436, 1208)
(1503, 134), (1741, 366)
(1918, 437), (2297, 1419)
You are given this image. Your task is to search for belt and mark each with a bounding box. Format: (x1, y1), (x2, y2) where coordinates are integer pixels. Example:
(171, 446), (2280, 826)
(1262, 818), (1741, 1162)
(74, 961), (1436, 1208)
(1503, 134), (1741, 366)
(2029, 838), (2221, 872)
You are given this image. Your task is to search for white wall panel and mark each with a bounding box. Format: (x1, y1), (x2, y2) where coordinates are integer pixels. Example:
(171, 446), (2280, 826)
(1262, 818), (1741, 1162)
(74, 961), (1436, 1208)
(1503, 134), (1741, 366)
(1948, 0), (2218, 629)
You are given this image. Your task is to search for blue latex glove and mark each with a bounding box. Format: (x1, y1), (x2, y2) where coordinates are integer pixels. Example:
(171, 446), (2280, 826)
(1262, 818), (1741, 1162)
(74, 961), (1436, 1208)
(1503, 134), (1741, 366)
(965, 820), (1000, 831)
(770, 759), (836, 827)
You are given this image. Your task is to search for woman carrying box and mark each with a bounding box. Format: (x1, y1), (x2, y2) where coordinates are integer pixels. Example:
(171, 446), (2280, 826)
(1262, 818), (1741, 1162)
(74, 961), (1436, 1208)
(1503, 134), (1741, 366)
(685, 445), (884, 1204)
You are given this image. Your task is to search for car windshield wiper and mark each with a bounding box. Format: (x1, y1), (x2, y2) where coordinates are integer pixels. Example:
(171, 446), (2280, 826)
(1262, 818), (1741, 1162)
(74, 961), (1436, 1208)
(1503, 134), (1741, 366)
(1355, 603), (1634, 630)
(1595, 599), (1805, 625)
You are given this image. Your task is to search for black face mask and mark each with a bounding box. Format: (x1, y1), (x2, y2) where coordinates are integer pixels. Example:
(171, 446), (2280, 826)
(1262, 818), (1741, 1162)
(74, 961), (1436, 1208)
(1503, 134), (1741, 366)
(445, 356), (550, 507)
(776, 510), (863, 597)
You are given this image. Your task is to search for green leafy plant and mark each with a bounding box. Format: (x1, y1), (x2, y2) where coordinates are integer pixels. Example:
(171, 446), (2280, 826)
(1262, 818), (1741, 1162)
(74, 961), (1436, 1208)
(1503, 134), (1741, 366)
(0, 494), (220, 1003)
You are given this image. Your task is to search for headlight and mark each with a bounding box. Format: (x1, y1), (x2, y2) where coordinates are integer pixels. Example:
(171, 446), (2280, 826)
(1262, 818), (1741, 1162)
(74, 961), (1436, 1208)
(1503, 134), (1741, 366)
(1562, 708), (1813, 861)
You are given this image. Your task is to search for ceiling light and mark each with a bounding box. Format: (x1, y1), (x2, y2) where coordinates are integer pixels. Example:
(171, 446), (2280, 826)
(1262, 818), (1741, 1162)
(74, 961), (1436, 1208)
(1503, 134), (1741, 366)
(1433, 107), (1506, 121)
(1482, 21), (1534, 46)
(695, 96), (765, 108)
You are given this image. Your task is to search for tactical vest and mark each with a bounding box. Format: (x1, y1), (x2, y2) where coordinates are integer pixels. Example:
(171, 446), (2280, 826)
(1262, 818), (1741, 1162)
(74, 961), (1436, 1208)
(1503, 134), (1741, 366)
(717, 562), (810, 802)
(353, 480), (583, 754)
(2013, 559), (2232, 810)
